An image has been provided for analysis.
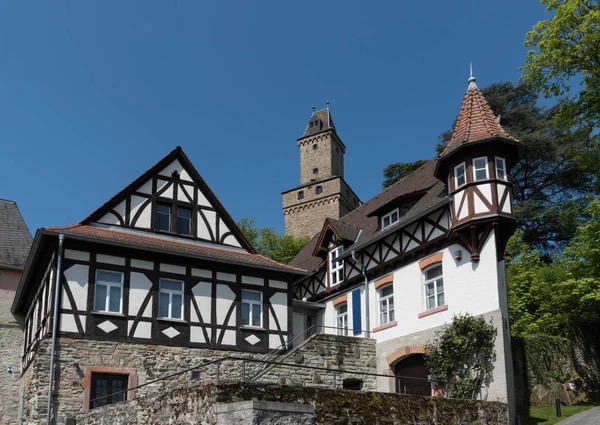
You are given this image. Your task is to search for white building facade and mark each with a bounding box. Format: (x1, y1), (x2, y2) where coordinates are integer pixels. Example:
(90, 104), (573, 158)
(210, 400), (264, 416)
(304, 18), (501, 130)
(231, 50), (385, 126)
(289, 74), (519, 421)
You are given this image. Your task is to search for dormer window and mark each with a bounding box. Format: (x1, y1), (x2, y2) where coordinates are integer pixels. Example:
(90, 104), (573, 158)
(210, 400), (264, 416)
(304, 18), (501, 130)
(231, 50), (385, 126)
(329, 246), (344, 286)
(381, 208), (399, 229)
(495, 157), (507, 181)
(473, 157), (488, 181)
(454, 163), (466, 188)
(298, 190), (304, 200)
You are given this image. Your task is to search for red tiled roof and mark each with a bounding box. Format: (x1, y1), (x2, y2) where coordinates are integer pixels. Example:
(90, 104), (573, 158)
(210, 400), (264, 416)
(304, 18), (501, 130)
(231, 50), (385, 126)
(442, 83), (518, 156)
(46, 225), (307, 274)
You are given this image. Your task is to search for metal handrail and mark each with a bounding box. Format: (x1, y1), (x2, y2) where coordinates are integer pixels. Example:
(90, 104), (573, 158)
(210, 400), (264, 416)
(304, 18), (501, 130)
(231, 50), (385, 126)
(89, 354), (486, 406)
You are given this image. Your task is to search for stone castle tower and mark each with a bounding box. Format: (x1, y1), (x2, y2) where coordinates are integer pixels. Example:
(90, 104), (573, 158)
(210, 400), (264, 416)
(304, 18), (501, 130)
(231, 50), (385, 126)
(282, 105), (360, 238)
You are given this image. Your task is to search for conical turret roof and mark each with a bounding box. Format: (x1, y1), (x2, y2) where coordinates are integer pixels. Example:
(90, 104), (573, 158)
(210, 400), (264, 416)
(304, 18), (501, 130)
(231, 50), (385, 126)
(441, 74), (518, 156)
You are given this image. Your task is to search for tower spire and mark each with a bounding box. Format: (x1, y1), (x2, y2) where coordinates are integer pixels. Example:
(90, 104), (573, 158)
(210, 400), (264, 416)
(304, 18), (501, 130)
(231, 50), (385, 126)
(468, 62), (477, 90)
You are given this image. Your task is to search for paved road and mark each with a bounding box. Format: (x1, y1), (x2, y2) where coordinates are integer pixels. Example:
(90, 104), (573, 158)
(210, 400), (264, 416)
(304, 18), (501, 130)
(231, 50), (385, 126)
(557, 407), (600, 425)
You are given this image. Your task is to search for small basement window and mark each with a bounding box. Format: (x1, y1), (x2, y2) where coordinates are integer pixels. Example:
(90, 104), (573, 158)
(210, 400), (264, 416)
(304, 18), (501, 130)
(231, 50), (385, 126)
(342, 378), (363, 391)
(89, 373), (128, 410)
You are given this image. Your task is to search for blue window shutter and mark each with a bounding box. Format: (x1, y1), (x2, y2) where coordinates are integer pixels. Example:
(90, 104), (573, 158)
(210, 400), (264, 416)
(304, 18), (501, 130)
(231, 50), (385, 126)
(352, 288), (362, 335)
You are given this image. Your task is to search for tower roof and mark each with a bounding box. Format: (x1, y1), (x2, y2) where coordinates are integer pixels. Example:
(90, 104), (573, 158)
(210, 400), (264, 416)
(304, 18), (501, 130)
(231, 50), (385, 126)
(302, 106), (335, 138)
(441, 73), (518, 157)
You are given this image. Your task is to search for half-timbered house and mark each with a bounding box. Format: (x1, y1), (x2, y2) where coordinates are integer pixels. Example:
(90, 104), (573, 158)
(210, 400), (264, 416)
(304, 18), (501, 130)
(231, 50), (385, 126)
(289, 74), (519, 416)
(11, 147), (306, 421)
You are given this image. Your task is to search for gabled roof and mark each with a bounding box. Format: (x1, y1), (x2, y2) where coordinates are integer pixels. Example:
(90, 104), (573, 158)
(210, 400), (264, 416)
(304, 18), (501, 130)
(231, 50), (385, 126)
(82, 146), (256, 253)
(289, 159), (447, 271)
(312, 218), (361, 257)
(0, 200), (32, 269)
(301, 107), (336, 138)
(441, 75), (519, 157)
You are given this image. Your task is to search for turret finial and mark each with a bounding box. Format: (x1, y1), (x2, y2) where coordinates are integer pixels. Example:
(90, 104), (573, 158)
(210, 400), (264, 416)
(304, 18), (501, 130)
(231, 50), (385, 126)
(468, 62), (477, 90)
(312, 106), (316, 112)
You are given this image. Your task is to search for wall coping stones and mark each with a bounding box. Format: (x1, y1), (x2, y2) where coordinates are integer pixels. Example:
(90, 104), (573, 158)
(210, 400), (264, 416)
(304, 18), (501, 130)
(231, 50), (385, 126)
(214, 400), (315, 414)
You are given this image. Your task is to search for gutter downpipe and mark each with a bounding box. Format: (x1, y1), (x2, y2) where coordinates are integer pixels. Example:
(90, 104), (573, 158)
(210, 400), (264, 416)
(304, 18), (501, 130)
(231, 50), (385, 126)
(351, 250), (370, 338)
(46, 233), (65, 425)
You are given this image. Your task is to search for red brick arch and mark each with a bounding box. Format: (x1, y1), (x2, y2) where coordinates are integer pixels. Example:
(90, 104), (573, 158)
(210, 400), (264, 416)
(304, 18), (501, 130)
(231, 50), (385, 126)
(386, 344), (427, 366)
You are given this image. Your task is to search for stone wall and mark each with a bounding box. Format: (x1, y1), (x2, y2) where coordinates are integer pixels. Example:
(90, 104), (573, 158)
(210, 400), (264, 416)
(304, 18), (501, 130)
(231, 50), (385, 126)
(254, 333), (377, 390)
(0, 278), (24, 425)
(21, 334), (377, 424)
(75, 381), (509, 425)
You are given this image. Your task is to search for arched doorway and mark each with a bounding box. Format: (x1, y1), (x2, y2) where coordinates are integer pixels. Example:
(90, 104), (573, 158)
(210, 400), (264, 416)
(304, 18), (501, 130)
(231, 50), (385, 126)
(394, 354), (431, 396)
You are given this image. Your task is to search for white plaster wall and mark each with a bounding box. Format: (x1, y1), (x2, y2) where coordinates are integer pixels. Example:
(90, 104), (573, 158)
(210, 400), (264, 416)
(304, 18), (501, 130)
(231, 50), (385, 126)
(269, 292), (288, 332)
(130, 272), (153, 317)
(321, 231), (501, 343)
(62, 264), (89, 311)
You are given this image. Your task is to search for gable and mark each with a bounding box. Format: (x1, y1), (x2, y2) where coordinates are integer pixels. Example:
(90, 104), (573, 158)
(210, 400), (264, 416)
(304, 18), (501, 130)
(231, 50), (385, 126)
(83, 147), (254, 252)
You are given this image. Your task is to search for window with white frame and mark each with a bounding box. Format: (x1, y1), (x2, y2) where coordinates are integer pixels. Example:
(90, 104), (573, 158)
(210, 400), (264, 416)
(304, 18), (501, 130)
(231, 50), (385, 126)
(379, 285), (395, 324)
(241, 290), (263, 327)
(158, 278), (184, 320)
(495, 157), (507, 181)
(336, 303), (348, 336)
(94, 270), (124, 313)
(473, 157), (488, 181)
(454, 163), (466, 188)
(424, 265), (444, 310)
(381, 208), (399, 229)
(329, 246), (344, 285)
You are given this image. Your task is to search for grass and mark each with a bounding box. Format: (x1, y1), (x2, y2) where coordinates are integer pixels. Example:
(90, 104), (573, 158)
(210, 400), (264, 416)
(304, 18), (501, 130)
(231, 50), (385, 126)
(519, 404), (598, 425)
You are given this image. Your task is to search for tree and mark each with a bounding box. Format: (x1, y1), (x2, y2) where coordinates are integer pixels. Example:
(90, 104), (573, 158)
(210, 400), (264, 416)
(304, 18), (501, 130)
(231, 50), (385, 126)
(238, 218), (310, 264)
(521, 0), (600, 132)
(435, 82), (598, 251)
(506, 200), (600, 336)
(382, 160), (428, 189)
(425, 314), (497, 399)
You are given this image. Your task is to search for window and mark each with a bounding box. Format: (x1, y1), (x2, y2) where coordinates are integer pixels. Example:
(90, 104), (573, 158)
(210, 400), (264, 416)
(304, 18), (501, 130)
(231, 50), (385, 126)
(158, 279), (184, 320)
(329, 246), (344, 286)
(315, 185), (323, 195)
(424, 265), (444, 310)
(241, 290), (263, 327)
(90, 373), (128, 410)
(156, 204), (171, 231)
(381, 208), (400, 229)
(177, 207), (192, 235)
(297, 190), (304, 200)
(495, 157), (507, 181)
(379, 285), (395, 324)
(313, 144), (318, 150)
(336, 303), (348, 336)
(94, 270), (123, 313)
(313, 168), (318, 174)
(473, 157), (488, 181)
(454, 163), (466, 188)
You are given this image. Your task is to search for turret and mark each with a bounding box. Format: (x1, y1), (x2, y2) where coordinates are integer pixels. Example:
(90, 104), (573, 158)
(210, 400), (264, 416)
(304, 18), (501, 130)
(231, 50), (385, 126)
(434, 72), (520, 261)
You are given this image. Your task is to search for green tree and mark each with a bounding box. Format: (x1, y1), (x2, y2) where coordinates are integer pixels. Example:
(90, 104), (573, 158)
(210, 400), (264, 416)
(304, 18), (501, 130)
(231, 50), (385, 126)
(435, 82), (597, 251)
(382, 160), (428, 189)
(506, 200), (600, 336)
(425, 314), (497, 399)
(521, 0), (600, 132)
(238, 218), (310, 264)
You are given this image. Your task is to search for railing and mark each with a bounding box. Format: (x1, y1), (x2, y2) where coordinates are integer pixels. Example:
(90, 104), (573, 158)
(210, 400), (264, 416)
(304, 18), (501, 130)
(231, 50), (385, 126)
(245, 324), (372, 381)
(88, 355), (486, 407)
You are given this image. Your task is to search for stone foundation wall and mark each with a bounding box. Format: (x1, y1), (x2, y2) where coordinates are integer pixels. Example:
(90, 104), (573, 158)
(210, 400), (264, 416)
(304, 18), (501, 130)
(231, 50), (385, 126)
(75, 381), (509, 425)
(21, 334), (377, 424)
(0, 286), (24, 425)
(255, 333), (377, 390)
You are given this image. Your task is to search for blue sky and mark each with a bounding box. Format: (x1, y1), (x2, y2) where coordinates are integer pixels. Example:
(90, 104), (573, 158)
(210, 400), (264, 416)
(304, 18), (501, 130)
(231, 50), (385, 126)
(0, 1), (547, 235)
